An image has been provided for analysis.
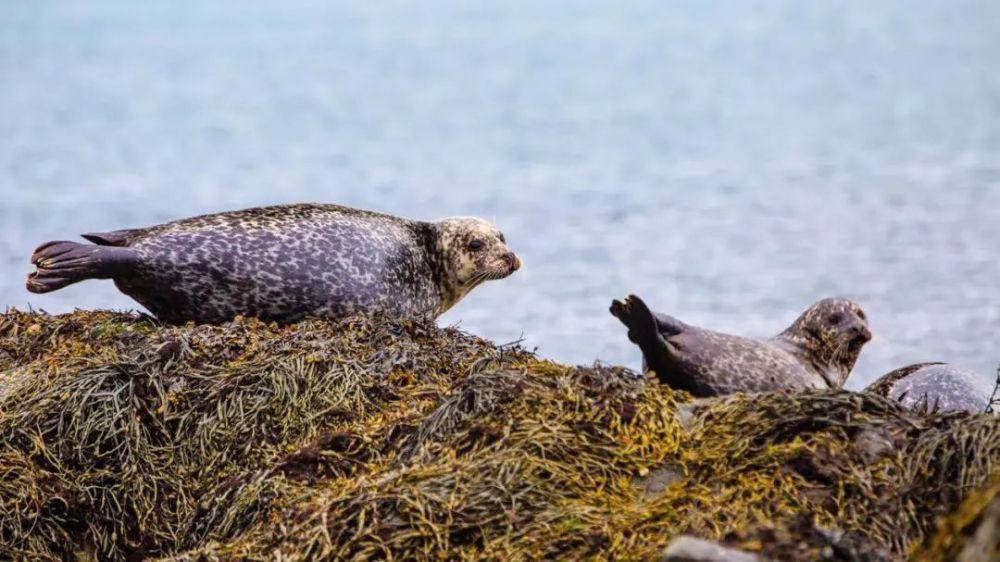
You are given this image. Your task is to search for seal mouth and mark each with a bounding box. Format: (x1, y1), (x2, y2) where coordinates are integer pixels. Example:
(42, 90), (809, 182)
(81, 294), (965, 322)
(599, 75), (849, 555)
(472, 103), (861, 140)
(839, 330), (870, 359)
(492, 253), (521, 277)
(510, 255), (522, 273)
(850, 324), (872, 347)
(466, 257), (521, 287)
(826, 322), (871, 360)
(499, 252), (520, 273)
(849, 332), (869, 349)
(487, 263), (516, 280)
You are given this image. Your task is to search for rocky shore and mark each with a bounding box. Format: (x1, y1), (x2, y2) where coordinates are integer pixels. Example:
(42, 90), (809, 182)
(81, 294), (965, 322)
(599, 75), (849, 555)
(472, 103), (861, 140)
(0, 310), (997, 561)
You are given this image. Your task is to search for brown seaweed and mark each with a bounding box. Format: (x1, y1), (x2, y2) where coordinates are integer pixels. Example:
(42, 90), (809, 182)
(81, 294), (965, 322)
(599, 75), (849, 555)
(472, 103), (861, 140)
(0, 309), (996, 561)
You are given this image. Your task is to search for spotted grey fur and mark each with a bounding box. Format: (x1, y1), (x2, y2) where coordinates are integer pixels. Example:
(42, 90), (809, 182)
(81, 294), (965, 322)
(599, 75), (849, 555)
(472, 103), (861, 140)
(26, 203), (520, 324)
(610, 294), (872, 397)
(865, 363), (993, 414)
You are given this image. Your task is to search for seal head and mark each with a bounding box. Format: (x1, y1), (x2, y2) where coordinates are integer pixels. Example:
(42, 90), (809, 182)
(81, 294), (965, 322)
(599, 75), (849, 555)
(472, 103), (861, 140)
(772, 298), (872, 388)
(431, 217), (521, 315)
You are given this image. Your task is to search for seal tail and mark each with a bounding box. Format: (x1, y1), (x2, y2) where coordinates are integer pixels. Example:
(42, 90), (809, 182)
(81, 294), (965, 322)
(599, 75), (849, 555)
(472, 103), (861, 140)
(26, 240), (134, 293)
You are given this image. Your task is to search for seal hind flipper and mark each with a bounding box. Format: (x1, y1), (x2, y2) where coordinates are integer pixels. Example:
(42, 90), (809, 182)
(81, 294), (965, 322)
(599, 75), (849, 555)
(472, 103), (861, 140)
(27, 240), (136, 293)
(611, 295), (708, 395)
(610, 295), (662, 349)
(611, 295), (690, 385)
(82, 229), (143, 247)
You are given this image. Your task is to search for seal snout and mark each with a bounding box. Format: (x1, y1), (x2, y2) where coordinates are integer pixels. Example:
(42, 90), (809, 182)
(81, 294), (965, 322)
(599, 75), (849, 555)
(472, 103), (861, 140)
(849, 311), (873, 345)
(848, 323), (873, 353)
(501, 252), (521, 273)
(854, 323), (873, 343)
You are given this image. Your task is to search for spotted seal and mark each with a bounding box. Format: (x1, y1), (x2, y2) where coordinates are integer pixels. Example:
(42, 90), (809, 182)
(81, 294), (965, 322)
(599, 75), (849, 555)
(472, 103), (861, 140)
(865, 363), (995, 414)
(610, 294), (872, 397)
(26, 203), (521, 324)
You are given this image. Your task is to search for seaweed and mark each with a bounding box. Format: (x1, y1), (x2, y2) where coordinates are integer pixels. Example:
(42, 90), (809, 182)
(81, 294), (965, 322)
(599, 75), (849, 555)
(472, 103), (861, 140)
(0, 310), (996, 561)
(913, 469), (1000, 562)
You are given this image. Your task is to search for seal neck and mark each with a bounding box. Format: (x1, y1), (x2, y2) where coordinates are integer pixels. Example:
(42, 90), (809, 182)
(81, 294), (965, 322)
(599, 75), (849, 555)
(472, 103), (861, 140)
(418, 222), (465, 316)
(772, 330), (847, 389)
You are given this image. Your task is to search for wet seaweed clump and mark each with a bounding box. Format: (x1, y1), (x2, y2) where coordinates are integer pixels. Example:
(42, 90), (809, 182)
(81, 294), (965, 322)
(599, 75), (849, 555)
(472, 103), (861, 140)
(0, 309), (998, 561)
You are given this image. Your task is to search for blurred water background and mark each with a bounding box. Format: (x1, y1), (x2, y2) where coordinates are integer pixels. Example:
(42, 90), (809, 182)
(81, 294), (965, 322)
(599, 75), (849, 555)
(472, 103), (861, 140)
(2, 0), (998, 388)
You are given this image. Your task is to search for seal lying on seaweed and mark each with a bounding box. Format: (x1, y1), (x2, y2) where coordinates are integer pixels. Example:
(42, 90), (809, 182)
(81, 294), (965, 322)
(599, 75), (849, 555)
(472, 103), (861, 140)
(866, 363), (995, 414)
(610, 294), (871, 396)
(27, 203), (520, 324)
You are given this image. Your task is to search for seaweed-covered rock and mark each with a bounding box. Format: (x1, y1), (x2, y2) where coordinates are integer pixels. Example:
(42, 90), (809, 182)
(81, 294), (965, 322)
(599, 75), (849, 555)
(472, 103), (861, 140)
(913, 470), (1000, 562)
(0, 309), (998, 562)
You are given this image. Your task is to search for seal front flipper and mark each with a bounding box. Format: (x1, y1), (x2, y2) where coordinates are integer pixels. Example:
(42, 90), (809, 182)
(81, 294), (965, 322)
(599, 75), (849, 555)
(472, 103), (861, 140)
(26, 240), (137, 293)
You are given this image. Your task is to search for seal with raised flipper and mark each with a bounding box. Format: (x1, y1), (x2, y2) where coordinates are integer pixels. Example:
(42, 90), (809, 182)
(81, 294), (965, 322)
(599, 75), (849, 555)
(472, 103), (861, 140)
(865, 363), (995, 414)
(610, 294), (872, 397)
(26, 203), (521, 324)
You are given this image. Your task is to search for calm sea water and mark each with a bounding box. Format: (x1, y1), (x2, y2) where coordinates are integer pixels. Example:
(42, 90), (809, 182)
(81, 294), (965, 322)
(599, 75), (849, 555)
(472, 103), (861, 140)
(2, 1), (998, 388)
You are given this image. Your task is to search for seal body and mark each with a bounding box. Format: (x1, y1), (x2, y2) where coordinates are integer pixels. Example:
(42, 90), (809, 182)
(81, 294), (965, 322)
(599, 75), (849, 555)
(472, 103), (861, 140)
(610, 295), (872, 397)
(865, 363), (994, 414)
(27, 204), (520, 324)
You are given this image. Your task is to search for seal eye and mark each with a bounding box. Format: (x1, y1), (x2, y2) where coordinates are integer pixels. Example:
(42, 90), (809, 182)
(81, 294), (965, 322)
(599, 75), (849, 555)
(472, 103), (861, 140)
(827, 313), (844, 326)
(468, 240), (485, 251)
(857, 310), (867, 322)
(498, 233), (506, 243)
